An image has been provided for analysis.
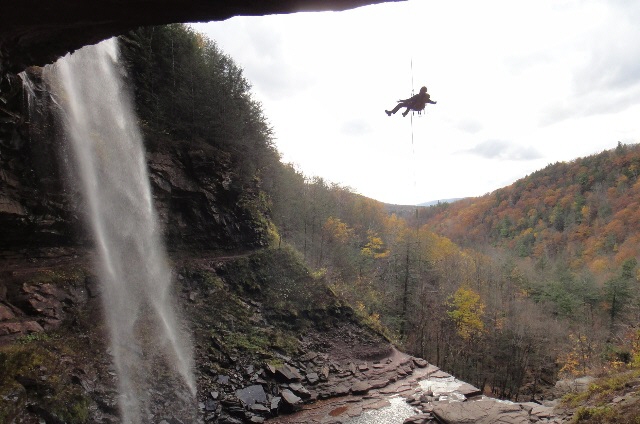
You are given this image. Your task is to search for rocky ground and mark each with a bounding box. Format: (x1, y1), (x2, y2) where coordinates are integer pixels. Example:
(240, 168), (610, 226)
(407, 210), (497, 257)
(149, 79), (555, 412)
(3, 247), (637, 423)
(0, 247), (426, 423)
(264, 359), (569, 424)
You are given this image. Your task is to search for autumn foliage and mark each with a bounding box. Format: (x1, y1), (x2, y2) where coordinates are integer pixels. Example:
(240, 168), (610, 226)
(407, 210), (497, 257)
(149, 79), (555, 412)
(421, 142), (640, 284)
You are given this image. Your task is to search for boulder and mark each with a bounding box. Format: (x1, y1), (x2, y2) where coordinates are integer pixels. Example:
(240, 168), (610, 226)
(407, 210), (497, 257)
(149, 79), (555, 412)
(555, 376), (595, 394)
(280, 389), (302, 411)
(17, 283), (65, 324)
(320, 364), (330, 380)
(404, 413), (434, 424)
(250, 403), (270, 413)
(433, 399), (530, 424)
(0, 320), (44, 336)
(306, 372), (319, 384)
(270, 396), (281, 410)
(235, 385), (267, 407)
(413, 357), (429, 368)
(288, 382), (311, 399)
(300, 352), (318, 362)
(351, 380), (372, 395)
(430, 370), (451, 378)
(425, 364), (441, 375)
(333, 383), (350, 396)
(456, 382), (482, 398)
(369, 379), (390, 389)
(204, 400), (218, 412)
(530, 404), (555, 419)
(0, 304), (15, 320)
(276, 363), (303, 381)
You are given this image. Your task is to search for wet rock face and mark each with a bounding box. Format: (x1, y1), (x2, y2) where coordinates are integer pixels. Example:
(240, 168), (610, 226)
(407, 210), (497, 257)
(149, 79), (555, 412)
(0, 70), (82, 252)
(147, 145), (267, 250)
(0, 69), (267, 254)
(0, 0), (392, 73)
(0, 271), (90, 343)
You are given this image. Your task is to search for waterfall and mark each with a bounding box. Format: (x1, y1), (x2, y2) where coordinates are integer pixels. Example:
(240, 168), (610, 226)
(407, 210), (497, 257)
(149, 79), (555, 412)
(42, 39), (196, 423)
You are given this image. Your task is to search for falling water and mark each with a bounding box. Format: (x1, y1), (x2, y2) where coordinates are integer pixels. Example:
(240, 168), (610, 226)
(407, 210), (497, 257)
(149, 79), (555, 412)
(43, 39), (196, 422)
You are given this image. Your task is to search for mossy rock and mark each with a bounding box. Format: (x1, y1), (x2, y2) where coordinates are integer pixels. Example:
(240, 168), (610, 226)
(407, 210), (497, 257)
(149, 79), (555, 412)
(0, 338), (91, 423)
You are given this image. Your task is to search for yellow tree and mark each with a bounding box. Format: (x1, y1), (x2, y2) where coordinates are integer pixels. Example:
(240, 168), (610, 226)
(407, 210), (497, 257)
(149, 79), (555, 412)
(323, 216), (353, 244)
(361, 230), (390, 259)
(447, 287), (485, 341)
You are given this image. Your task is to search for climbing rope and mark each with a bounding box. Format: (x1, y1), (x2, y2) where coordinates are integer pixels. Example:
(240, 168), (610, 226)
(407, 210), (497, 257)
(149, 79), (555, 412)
(409, 58), (418, 204)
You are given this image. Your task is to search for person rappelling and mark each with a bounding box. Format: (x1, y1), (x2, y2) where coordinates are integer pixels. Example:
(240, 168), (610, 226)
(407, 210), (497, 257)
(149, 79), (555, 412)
(385, 86), (436, 117)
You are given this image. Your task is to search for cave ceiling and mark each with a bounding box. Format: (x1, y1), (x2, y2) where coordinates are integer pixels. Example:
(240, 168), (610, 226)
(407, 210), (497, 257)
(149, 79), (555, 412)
(0, 0), (400, 73)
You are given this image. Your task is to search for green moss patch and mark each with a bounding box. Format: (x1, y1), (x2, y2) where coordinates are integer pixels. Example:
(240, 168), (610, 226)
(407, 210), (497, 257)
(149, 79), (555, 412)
(217, 247), (346, 329)
(0, 339), (90, 423)
(563, 369), (640, 423)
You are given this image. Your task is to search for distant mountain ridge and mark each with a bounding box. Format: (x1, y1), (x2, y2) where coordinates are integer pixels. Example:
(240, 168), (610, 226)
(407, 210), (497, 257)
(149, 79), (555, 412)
(382, 198), (464, 220)
(418, 198), (464, 207)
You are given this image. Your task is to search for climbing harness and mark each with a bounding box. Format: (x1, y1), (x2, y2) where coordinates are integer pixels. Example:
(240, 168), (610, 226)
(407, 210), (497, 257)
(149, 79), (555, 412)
(409, 58), (427, 119)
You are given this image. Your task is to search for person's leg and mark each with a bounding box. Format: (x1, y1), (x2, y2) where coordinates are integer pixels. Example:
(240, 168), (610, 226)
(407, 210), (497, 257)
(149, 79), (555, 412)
(386, 102), (405, 115)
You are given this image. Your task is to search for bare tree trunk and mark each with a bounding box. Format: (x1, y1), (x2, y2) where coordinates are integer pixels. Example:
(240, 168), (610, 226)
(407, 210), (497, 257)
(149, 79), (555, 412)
(400, 242), (410, 338)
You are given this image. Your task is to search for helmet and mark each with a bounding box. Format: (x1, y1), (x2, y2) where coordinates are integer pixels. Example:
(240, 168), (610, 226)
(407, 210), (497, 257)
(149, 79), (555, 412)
(420, 86), (428, 93)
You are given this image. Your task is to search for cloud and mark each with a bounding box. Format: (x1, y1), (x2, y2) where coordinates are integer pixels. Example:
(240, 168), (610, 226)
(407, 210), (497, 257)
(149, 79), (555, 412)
(576, 2), (640, 93)
(541, 82), (640, 126)
(240, 23), (314, 100)
(462, 140), (542, 161)
(573, 44), (640, 97)
(248, 66), (313, 101)
(191, 19), (313, 101)
(454, 118), (483, 134)
(541, 1), (640, 125)
(340, 119), (372, 137)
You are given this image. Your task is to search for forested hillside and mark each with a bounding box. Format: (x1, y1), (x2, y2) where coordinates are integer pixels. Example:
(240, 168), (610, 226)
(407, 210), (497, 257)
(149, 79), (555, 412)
(410, 143), (640, 394)
(421, 142), (640, 283)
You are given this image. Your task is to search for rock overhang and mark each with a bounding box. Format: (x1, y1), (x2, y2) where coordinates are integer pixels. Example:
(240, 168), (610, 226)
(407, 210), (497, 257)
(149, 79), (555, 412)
(0, 0), (401, 72)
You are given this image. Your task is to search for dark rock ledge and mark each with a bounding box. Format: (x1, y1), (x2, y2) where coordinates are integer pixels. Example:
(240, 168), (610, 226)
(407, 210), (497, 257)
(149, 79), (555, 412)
(0, 0), (396, 74)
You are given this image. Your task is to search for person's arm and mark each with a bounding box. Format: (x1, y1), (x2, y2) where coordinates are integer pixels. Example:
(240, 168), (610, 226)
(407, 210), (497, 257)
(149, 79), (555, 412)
(398, 93), (419, 103)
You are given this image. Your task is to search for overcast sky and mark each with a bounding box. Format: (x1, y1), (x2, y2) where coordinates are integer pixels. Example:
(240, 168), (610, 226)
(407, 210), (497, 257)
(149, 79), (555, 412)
(190, 0), (640, 205)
